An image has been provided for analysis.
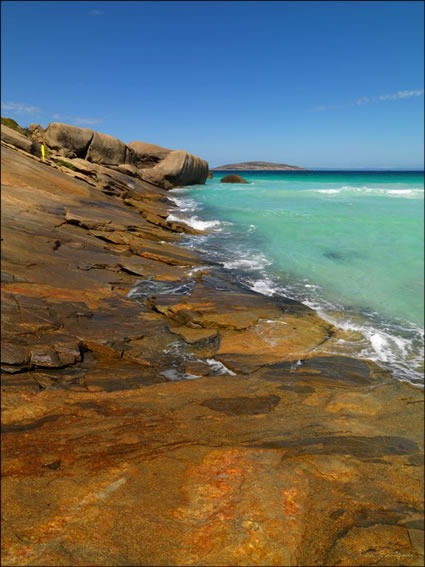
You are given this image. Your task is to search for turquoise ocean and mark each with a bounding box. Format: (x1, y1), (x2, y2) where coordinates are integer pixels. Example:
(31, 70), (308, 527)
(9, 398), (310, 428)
(168, 171), (424, 385)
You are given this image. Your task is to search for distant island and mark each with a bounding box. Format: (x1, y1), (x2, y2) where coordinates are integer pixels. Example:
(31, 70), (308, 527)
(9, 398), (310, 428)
(212, 161), (306, 171)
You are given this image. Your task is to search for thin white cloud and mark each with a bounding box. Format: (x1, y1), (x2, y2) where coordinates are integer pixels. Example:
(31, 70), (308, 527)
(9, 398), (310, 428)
(314, 89), (424, 111)
(1, 101), (40, 114)
(74, 117), (104, 126)
(51, 113), (103, 126)
(89, 9), (103, 16)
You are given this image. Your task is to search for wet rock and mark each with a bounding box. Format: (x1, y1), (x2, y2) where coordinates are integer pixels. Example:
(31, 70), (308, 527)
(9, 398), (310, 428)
(250, 434), (419, 458)
(1, 140), (423, 567)
(326, 524), (412, 566)
(214, 353), (268, 374)
(1, 414), (61, 434)
(217, 315), (333, 360)
(261, 356), (379, 386)
(184, 360), (212, 377)
(168, 324), (219, 346)
(129, 278), (194, 300)
(278, 383), (315, 394)
(201, 394), (280, 415)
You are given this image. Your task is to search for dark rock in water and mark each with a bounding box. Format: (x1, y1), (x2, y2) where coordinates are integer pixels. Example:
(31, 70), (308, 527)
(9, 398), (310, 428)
(324, 251), (347, 261)
(220, 174), (248, 184)
(324, 250), (362, 262)
(207, 171), (213, 179)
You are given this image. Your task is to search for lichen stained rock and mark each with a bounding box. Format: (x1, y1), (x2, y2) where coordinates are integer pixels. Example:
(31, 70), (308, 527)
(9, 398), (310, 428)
(1, 123), (423, 567)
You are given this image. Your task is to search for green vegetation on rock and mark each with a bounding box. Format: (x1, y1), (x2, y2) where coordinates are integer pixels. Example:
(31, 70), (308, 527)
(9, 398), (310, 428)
(1, 117), (31, 138)
(55, 159), (76, 170)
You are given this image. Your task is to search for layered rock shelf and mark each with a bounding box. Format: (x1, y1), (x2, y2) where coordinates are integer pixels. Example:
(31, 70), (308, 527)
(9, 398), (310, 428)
(1, 125), (424, 566)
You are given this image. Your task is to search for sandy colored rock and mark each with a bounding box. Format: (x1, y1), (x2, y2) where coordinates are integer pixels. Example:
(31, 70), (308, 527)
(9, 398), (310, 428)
(1, 375), (423, 566)
(217, 315), (331, 360)
(44, 122), (94, 158)
(85, 130), (127, 165)
(140, 149), (208, 189)
(1, 124), (40, 155)
(1, 142), (423, 567)
(128, 140), (172, 166)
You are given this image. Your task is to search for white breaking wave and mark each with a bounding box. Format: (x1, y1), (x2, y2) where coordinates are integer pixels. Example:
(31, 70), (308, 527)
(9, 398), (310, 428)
(161, 184), (424, 386)
(306, 305), (424, 385)
(167, 214), (222, 231)
(236, 268), (423, 385)
(387, 189), (416, 195)
(311, 185), (424, 198)
(205, 359), (236, 375)
(160, 369), (200, 381)
(245, 274), (279, 296)
(168, 196), (200, 212)
(221, 254), (272, 271)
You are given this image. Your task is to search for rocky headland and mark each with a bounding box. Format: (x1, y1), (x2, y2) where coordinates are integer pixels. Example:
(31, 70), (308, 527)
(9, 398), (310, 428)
(213, 161), (306, 171)
(1, 120), (423, 566)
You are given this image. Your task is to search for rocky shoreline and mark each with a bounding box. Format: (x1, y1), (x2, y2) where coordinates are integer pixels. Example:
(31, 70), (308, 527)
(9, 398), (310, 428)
(1, 124), (424, 566)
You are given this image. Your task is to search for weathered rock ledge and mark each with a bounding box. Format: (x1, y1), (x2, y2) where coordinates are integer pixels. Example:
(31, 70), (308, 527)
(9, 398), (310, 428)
(33, 121), (209, 189)
(1, 134), (423, 566)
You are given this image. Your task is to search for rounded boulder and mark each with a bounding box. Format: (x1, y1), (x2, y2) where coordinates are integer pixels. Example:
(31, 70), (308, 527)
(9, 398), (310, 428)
(44, 123), (94, 158)
(220, 174), (249, 184)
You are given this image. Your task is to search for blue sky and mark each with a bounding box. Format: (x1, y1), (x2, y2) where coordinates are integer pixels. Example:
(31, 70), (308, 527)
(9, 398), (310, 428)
(2, 1), (424, 168)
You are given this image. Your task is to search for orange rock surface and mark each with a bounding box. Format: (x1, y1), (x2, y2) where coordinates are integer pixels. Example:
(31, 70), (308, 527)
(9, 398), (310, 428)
(1, 138), (423, 566)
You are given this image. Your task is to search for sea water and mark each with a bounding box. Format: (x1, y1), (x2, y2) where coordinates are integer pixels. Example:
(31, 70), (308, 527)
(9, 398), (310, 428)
(169, 171), (424, 385)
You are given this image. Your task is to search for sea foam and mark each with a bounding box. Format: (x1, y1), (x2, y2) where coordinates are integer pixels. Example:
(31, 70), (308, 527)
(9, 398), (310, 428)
(167, 214), (222, 231)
